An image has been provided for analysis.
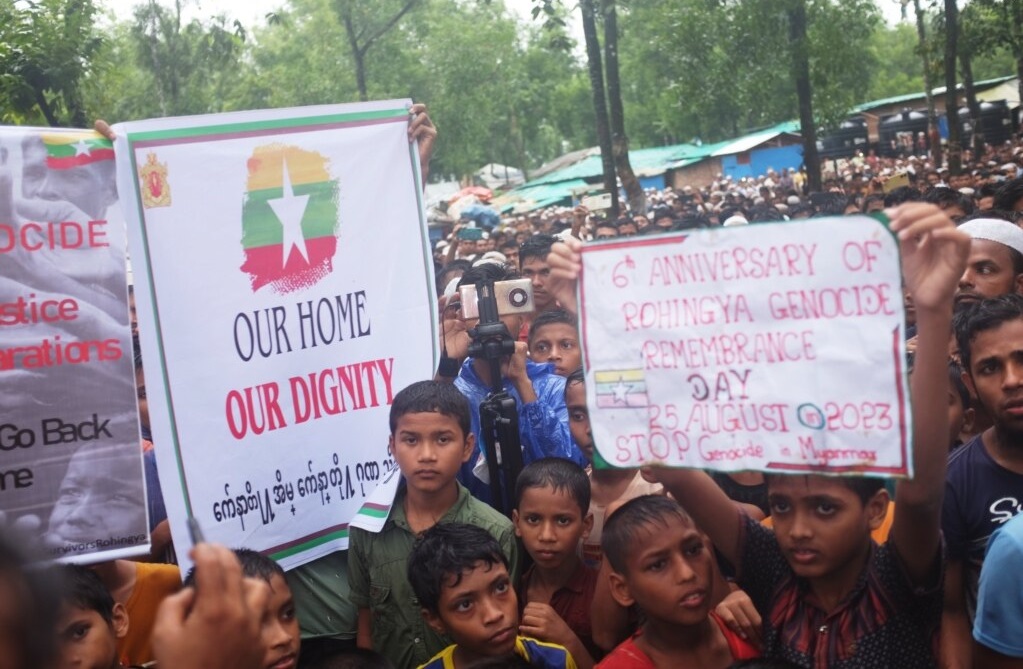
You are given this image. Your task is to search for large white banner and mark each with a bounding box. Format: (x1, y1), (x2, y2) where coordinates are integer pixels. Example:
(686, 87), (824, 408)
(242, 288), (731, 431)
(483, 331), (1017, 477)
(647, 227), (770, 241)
(114, 100), (436, 568)
(579, 216), (913, 477)
(0, 127), (148, 563)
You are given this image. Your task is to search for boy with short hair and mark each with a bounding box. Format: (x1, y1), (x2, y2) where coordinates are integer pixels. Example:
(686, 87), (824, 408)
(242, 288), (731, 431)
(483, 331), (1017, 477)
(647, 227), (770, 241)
(350, 381), (519, 669)
(184, 548), (301, 669)
(597, 495), (760, 668)
(563, 370), (661, 568)
(52, 564), (130, 669)
(644, 204), (969, 667)
(408, 522), (576, 669)
(513, 458), (598, 667)
(528, 309), (582, 377)
(234, 549), (301, 669)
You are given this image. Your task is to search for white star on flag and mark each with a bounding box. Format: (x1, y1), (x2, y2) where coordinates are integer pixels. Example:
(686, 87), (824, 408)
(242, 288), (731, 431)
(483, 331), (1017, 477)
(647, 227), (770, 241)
(268, 155), (311, 268)
(611, 377), (632, 404)
(72, 139), (92, 157)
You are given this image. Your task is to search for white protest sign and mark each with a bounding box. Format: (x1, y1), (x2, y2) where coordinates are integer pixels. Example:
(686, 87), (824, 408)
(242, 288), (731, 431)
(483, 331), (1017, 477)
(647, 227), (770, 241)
(114, 100), (435, 568)
(0, 127), (148, 563)
(579, 216), (912, 476)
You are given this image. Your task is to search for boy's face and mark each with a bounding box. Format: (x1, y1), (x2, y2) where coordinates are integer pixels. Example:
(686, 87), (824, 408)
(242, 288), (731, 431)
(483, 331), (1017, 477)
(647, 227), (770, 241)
(389, 412), (473, 496)
(565, 381), (593, 459)
(55, 604), (127, 669)
(258, 574), (300, 669)
(767, 476), (886, 583)
(528, 323), (580, 376)
(608, 515), (715, 626)
(513, 486), (591, 570)
(424, 561), (518, 661)
(964, 317), (1023, 438)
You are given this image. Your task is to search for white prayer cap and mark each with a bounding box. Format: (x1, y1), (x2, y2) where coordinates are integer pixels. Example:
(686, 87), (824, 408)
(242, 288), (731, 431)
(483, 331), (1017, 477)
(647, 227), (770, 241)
(472, 253), (507, 269)
(723, 215), (748, 227)
(958, 218), (1023, 256)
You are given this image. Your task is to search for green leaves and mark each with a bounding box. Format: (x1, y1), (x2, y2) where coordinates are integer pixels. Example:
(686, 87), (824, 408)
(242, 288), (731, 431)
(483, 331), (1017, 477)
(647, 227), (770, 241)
(0, 0), (103, 126)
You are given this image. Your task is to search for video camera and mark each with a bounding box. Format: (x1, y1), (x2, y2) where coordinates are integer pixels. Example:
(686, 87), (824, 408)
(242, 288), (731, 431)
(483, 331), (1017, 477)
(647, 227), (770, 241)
(457, 278), (535, 516)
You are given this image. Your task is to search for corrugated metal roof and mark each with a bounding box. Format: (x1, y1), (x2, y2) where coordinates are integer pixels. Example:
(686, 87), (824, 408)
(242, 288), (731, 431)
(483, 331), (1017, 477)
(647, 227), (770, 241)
(524, 142), (717, 186)
(492, 178), (589, 213)
(711, 121), (802, 156)
(852, 74), (1016, 112)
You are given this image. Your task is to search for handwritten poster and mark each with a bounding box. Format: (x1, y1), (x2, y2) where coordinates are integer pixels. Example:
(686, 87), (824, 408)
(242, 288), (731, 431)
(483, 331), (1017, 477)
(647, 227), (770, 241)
(0, 127), (148, 563)
(579, 216), (912, 477)
(114, 100), (436, 568)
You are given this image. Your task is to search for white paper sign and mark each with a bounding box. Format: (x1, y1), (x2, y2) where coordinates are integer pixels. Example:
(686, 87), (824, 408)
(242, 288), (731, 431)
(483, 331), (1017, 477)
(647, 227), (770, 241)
(114, 100), (436, 568)
(579, 216), (912, 477)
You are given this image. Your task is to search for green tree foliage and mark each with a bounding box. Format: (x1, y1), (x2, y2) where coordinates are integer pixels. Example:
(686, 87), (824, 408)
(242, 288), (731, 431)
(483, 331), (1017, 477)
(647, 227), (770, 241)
(0, 0), (103, 126)
(32, 0), (1019, 181)
(84, 0), (247, 121)
(618, 0), (879, 145)
(866, 22), (930, 100)
(130, 0), (247, 116)
(237, 0), (588, 177)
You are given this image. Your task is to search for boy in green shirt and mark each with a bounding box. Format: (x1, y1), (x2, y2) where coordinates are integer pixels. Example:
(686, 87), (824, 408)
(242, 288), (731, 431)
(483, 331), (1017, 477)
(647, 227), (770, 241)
(349, 380), (519, 669)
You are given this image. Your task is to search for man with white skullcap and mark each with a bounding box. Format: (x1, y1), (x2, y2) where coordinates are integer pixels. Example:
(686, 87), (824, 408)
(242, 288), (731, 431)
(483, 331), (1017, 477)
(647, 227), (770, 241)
(955, 218), (1023, 309)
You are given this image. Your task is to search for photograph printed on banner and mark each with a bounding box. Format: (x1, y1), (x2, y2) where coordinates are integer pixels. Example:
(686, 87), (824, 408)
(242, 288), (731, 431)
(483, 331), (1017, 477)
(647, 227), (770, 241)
(0, 127), (149, 563)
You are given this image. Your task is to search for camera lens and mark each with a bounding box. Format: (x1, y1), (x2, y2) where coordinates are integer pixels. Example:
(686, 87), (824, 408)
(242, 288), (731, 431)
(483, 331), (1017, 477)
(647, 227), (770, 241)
(508, 287), (528, 308)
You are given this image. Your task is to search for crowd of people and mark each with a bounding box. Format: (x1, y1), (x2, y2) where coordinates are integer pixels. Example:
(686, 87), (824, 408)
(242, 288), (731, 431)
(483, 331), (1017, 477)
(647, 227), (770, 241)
(6, 108), (1023, 669)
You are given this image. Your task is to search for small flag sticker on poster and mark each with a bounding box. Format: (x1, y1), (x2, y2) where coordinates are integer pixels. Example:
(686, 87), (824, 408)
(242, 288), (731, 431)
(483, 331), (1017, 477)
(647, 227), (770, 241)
(594, 369), (650, 409)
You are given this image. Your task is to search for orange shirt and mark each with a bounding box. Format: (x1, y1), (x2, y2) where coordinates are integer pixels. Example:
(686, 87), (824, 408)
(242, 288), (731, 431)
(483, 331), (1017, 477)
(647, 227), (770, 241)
(117, 562), (181, 666)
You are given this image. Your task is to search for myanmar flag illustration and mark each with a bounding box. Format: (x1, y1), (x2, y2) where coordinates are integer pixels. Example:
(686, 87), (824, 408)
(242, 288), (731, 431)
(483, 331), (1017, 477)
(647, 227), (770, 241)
(42, 132), (114, 169)
(594, 369), (650, 409)
(240, 144), (341, 294)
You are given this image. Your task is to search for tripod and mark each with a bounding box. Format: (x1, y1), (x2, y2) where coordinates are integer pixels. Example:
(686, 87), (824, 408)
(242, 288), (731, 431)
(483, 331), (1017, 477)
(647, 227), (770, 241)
(467, 280), (524, 518)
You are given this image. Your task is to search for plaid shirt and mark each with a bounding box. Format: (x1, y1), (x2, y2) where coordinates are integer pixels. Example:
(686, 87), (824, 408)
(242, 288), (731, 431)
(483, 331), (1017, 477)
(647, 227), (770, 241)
(735, 512), (943, 668)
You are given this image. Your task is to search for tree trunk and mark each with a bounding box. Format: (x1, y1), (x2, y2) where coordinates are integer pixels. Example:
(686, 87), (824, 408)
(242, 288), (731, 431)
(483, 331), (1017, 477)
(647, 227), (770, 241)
(33, 90), (60, 127)
(580, 0), (617, 213)
(509, 110), (530, 183)
(960, 47), (984, 157)
(339, 9), (368, 101)
(602, 0), (644, 217)
(944, 0), (962, 175)
(914, 0), (941, 166)
(789, 0), (821, 192)
(1017, 56), (1023, 119)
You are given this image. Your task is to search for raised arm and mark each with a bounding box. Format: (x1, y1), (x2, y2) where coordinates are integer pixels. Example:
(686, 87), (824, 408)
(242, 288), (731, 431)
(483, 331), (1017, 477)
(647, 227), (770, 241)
(887, 203), (969, 585)
(407, 103), (436, 186)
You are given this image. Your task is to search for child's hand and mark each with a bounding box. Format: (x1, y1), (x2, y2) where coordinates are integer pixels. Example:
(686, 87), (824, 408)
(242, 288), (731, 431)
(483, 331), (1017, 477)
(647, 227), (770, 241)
(887, 203), (969, 312)
(714, 588), (763, 650)
(519, 602), (575, 647)
(151, 544), (269, 669)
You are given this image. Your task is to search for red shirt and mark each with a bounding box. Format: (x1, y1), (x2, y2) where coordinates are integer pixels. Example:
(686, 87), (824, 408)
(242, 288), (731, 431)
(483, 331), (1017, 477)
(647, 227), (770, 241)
(595, 613), (760, 668)
(521, 560), (600, 659)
